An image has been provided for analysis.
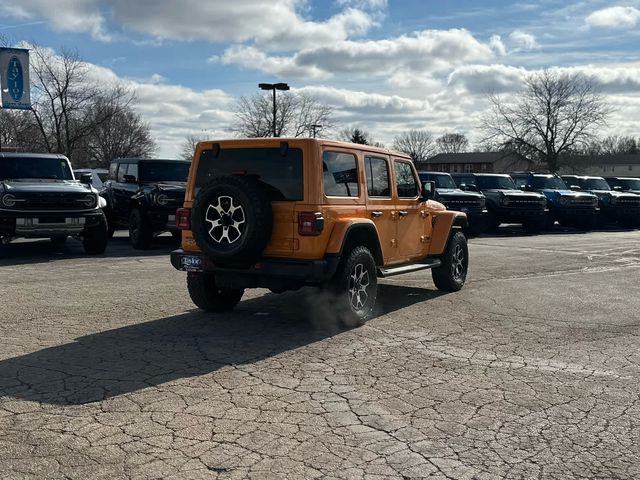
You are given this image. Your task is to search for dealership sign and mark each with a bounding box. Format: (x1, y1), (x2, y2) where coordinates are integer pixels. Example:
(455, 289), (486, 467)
(0, 48), (31, 110)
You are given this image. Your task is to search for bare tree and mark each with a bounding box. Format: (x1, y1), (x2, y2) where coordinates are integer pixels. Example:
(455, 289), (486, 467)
(482, 69), (610, 173)
(84, 96), (156, 167)
(392, 130), (435, 162)
(598, 135), (637, 155)
(435, 133), (469, 154)
(0, 109), (42, 152)
(233, 91), (333, 138)
(179, 134), (206, 161)
(28, 45), (134, 164)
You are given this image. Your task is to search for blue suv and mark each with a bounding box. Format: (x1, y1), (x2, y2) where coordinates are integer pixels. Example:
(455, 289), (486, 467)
(510, 173), (598, 230)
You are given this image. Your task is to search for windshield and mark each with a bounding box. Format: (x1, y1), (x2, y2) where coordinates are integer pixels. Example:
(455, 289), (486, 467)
(619, 178), (640, 190)
(0, 156), (74, 180)
(531, 176), (567, 190)
(418, 173), (456, 189)
(140, 161), (190, 182)
(582, 178), (610, 190)
(476, 175), (516, 190)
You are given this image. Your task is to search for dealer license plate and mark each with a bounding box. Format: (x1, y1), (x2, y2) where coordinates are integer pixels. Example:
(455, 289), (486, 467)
(181, 255), (203, 272)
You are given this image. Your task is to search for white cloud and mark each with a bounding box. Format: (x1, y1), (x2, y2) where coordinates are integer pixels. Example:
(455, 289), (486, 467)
(489, 34), (507, 56)
(448, 64), (529, 94)
(0, 0), (111, 41)
(0, 0), (377, 48)
(586, 6), (640, 29)
(219, 29), (495, 79)
(508, 30), (539, 50)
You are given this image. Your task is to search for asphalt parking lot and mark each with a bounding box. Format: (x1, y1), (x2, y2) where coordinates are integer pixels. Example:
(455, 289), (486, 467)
(1, 229), (640, 479)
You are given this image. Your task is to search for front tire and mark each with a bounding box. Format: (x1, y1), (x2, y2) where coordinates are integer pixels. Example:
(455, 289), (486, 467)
(432, 231), (468, 292)
(129, 208), (153, 249)
(187, 272), (244, 312)
(329, 246), (378, 327)
(83, 215), (108, 255)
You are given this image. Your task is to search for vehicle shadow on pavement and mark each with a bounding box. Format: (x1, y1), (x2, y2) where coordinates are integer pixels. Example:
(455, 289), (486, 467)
(0, 235), (177, 266)
(0, 284), (446, 406)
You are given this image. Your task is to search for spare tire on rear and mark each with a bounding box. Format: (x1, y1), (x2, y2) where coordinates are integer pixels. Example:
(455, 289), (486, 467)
(191, 175), (273, 266)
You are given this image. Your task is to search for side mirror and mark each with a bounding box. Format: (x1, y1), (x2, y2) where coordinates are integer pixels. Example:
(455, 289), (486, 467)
(123, 174), (137, 183)
(466, 184), (479, 192)
(569, 185), (581, 191)
(421, 181), (436, 200)
(79, 173), (93, 184)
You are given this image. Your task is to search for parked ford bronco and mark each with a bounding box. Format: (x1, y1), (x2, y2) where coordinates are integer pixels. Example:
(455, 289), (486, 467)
(101, 158), (191, 249)
(561, 175), (640, 228)
(604, 177), (640, 195)
(510, 173), (598, 230)
(417, 171), (486, 235)
(452, 173), (547, 233)
(170, 138), (469, 325)
(0, 153), (108, 253)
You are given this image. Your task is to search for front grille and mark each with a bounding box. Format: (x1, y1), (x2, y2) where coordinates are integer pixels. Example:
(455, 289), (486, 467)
(569, 198), (595, 206)
(444, 198), (483, 208)
(8, 193), (90, 211)
(616, 198), (640, 206)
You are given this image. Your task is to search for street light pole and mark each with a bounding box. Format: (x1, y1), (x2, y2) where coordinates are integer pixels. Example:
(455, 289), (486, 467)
(258, 82), (290, 137)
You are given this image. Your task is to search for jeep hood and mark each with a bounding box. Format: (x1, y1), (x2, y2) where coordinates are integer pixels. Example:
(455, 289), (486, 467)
(149, 182), (187, 193)
(436, 188), (483, 198)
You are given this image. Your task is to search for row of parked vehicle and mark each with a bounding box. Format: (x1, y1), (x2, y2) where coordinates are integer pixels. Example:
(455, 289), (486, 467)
(2, 143), (640, 324)
(419, 171), (640, 235)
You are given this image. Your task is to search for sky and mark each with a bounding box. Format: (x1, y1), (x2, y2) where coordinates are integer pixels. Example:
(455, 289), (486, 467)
(1, 0), (640, 157)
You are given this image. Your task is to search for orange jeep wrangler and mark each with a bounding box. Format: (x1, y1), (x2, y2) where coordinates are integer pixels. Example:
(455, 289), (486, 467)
(171, 138), (469, 324)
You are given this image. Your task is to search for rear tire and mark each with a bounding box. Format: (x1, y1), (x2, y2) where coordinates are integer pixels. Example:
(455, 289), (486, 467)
(83, 215), (108, 255)
(187, 272), (244, 312)
(432, 231), (468, 292)
(129, 208), (153, 249)
(328, 246), (378, 327)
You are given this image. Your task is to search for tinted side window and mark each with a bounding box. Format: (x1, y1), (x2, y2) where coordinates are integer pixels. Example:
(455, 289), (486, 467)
(117, 164), (128, 183)
(395, 161), (419, 198)
(109, 162), (117, 180)
(365, 156), (390, 197)
(512, 177), (527, 188)
(323, 151), (359, 197)
(128, 163), (139, 182)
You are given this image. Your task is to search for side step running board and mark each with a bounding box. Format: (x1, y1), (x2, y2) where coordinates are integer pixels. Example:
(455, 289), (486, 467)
(377, 259), (442, 278)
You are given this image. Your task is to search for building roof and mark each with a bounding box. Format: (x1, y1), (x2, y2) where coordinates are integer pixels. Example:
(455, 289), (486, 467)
(560, 154), (640, 166)
(426, 152), (520, 164)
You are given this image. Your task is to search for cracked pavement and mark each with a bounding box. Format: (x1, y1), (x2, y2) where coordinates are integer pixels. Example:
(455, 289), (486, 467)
(1, 230), (639, 479)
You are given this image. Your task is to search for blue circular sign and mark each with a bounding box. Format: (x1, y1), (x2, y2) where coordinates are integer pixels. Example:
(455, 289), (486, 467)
(7, 56), (24, 102)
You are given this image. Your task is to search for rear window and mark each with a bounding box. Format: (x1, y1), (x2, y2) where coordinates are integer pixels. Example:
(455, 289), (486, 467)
(140, 161), (189, 182)
(196, 147), (303, 201)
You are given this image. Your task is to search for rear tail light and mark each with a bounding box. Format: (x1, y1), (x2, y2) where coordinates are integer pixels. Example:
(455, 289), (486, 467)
(176, 208), (191, 230)
(298, 212), (324, 236)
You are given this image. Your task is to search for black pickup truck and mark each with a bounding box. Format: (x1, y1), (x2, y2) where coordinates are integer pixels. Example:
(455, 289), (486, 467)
(452, 173), (547, 233)
(0, 153), (108, 253)
(101, 158), (190, 249)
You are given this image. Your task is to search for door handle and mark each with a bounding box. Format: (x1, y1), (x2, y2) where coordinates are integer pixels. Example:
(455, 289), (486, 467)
(371, 211), (383, 218)
(398, 210), (408, 217)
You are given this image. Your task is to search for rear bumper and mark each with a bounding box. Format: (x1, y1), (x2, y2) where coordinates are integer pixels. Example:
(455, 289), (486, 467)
(170, 249), (341, 289)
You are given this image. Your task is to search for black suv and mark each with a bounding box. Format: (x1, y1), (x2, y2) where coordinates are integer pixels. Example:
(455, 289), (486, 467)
(510, 173), (598, 230)
(418, 172), (486, 235)
(604, 177), (640, 195)
(0, 153), (108, 253)
(101, 158), (191, 249)
(562, 175), (640, 228)
(452, 173), (547, 233)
